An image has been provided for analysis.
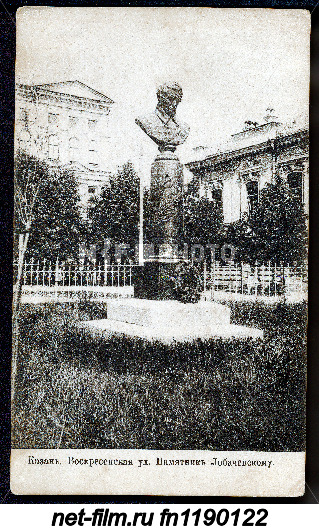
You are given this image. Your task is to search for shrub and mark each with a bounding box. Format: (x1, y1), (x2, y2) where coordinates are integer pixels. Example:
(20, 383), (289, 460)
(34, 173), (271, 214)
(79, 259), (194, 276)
(12, 301), (306, 451)
(172, 261), (201, 303)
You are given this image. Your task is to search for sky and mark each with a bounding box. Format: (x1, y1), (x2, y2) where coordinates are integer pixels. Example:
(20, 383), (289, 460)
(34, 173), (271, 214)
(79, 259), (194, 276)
(16, 7), (310, 183)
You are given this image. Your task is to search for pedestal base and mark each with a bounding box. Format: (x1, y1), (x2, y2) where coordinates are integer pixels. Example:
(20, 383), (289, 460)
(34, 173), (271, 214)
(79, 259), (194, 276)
(107, 298), (231, 328)
(79, 318), (263, 343)
(134, 261), (180, 300)
(78, 298), (264, 343)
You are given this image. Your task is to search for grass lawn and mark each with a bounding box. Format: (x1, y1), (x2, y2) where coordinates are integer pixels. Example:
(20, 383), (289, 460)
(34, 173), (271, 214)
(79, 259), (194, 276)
(12, 300), (307, 451)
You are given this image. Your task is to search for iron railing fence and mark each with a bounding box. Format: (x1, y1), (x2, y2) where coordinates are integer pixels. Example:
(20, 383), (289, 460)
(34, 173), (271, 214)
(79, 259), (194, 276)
(201, 260), (307, 299)
(14, 258), (307, 302)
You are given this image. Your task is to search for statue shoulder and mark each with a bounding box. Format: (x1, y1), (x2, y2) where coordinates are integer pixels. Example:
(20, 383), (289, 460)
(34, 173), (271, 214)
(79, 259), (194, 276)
(177, 119), (190, 138)
(135, 112), (159, 132)
(135, 110), (189, 147)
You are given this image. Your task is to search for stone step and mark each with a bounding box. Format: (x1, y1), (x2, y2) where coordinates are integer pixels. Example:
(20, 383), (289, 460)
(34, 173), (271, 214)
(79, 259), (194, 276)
(78, 319), (263, 344)
(107, 298), (231, 328)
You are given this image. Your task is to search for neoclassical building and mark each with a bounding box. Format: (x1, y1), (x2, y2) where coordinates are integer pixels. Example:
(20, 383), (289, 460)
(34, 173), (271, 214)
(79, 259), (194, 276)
(185, 114), (309, 224)
(15, 80), (114, 211)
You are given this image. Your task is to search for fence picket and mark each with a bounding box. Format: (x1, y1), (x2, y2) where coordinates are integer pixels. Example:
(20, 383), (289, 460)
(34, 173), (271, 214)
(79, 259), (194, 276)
(16, 258), (306, 303)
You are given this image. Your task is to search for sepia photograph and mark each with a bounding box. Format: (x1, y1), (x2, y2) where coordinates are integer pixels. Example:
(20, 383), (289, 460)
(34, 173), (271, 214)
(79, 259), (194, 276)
(11, 7), (309, 496)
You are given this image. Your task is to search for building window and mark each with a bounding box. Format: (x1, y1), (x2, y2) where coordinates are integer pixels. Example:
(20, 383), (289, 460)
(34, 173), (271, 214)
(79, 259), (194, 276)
(88, 119), (97, 130)
(69, 116), (78, 127)
(246, 180), (259, 214)
(212, 188), (222, 208)
(69, 137), (79, 163)
(48, 113), (58, 124)
(88, 139), (98, 166)
(20, 109), (29, 130)
(18, 132), (32, 152)
(48, 135), (59, 160)
(287, 171), (303, 202)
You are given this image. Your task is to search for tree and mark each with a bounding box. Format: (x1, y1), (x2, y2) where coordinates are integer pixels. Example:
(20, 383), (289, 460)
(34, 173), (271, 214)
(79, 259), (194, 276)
(26, 162), (84, 262)
(88, 162), (139, 259)
(222, 214), (257, 263)
(250, 181), (307, 264)
(183, 195), (223, 254)
(13, 150), (84, 402)
(14, 151), (84, 263)
(224, 181), (308, 264)
(14, 152), (45, 301)
(13, 150), (47, 404)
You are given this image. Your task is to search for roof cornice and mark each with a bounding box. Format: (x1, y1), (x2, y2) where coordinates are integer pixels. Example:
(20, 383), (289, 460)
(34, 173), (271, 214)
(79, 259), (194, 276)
(16, 82), (114, 111)
(186, 128), (308, 171)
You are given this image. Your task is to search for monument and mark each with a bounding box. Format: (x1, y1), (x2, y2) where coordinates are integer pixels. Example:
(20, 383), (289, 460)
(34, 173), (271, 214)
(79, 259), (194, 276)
(79, 82), (263, 342)
(136, 82), (189, 263)
(134, 82), (190, 299)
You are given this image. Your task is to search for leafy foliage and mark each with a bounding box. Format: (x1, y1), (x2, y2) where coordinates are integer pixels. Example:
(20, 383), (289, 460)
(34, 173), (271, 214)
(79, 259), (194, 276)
(172, 261), (201, 303)
(183, 195), (223, 248)
(14, 151), (84, 261)
(225, 182), (308, 264)
(88, 162), (139, 253)
(223, 216), (257, 264)
(14, 151), (47, 233)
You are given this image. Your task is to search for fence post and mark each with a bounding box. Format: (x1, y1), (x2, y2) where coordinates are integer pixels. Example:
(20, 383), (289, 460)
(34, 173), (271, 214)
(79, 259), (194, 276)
(49, 261), (52, 289)
(30, 257), (34, 286)
(261, 263), (265, 296)
(23, 259), (27, 286)
(62, 262), (65, 288)
(285, 262), (289, 296)
(42, 259), (45, 287)
(235, 262), (238, 295)
(104, 259), (107, 287)
(55, 257), (59, 301)
(203, 260), (207, 300)
(36, 260), (40, 287)
(268, 261), (271, 297)
(241, 261), (244, 295)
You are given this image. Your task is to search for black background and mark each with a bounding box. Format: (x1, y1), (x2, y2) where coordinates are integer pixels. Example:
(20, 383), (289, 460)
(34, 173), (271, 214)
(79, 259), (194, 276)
(0, 0), (318, 506)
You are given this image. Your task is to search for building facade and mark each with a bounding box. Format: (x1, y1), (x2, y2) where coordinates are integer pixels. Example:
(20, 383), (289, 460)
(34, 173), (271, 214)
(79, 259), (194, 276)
(186, 117), (309, 224)
(15, 81), (114, 211)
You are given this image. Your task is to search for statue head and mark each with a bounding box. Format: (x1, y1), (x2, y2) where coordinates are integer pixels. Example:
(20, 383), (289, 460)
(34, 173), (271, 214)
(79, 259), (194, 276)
(135, 81), (189, 150)
(156, 82), (183, 118)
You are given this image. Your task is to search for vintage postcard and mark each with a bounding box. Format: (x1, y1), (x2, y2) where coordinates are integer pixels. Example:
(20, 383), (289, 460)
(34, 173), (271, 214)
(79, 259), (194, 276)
(11, 7), (309, 496)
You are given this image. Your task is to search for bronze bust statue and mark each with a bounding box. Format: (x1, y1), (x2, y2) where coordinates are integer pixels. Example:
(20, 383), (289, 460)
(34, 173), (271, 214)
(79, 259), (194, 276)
(135, 82), (189, 152)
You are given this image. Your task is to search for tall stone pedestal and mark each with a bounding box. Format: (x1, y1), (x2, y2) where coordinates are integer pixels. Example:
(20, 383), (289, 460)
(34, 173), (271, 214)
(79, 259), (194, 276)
(136, 148), (187, 301)
(150, 150), (183, 259)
